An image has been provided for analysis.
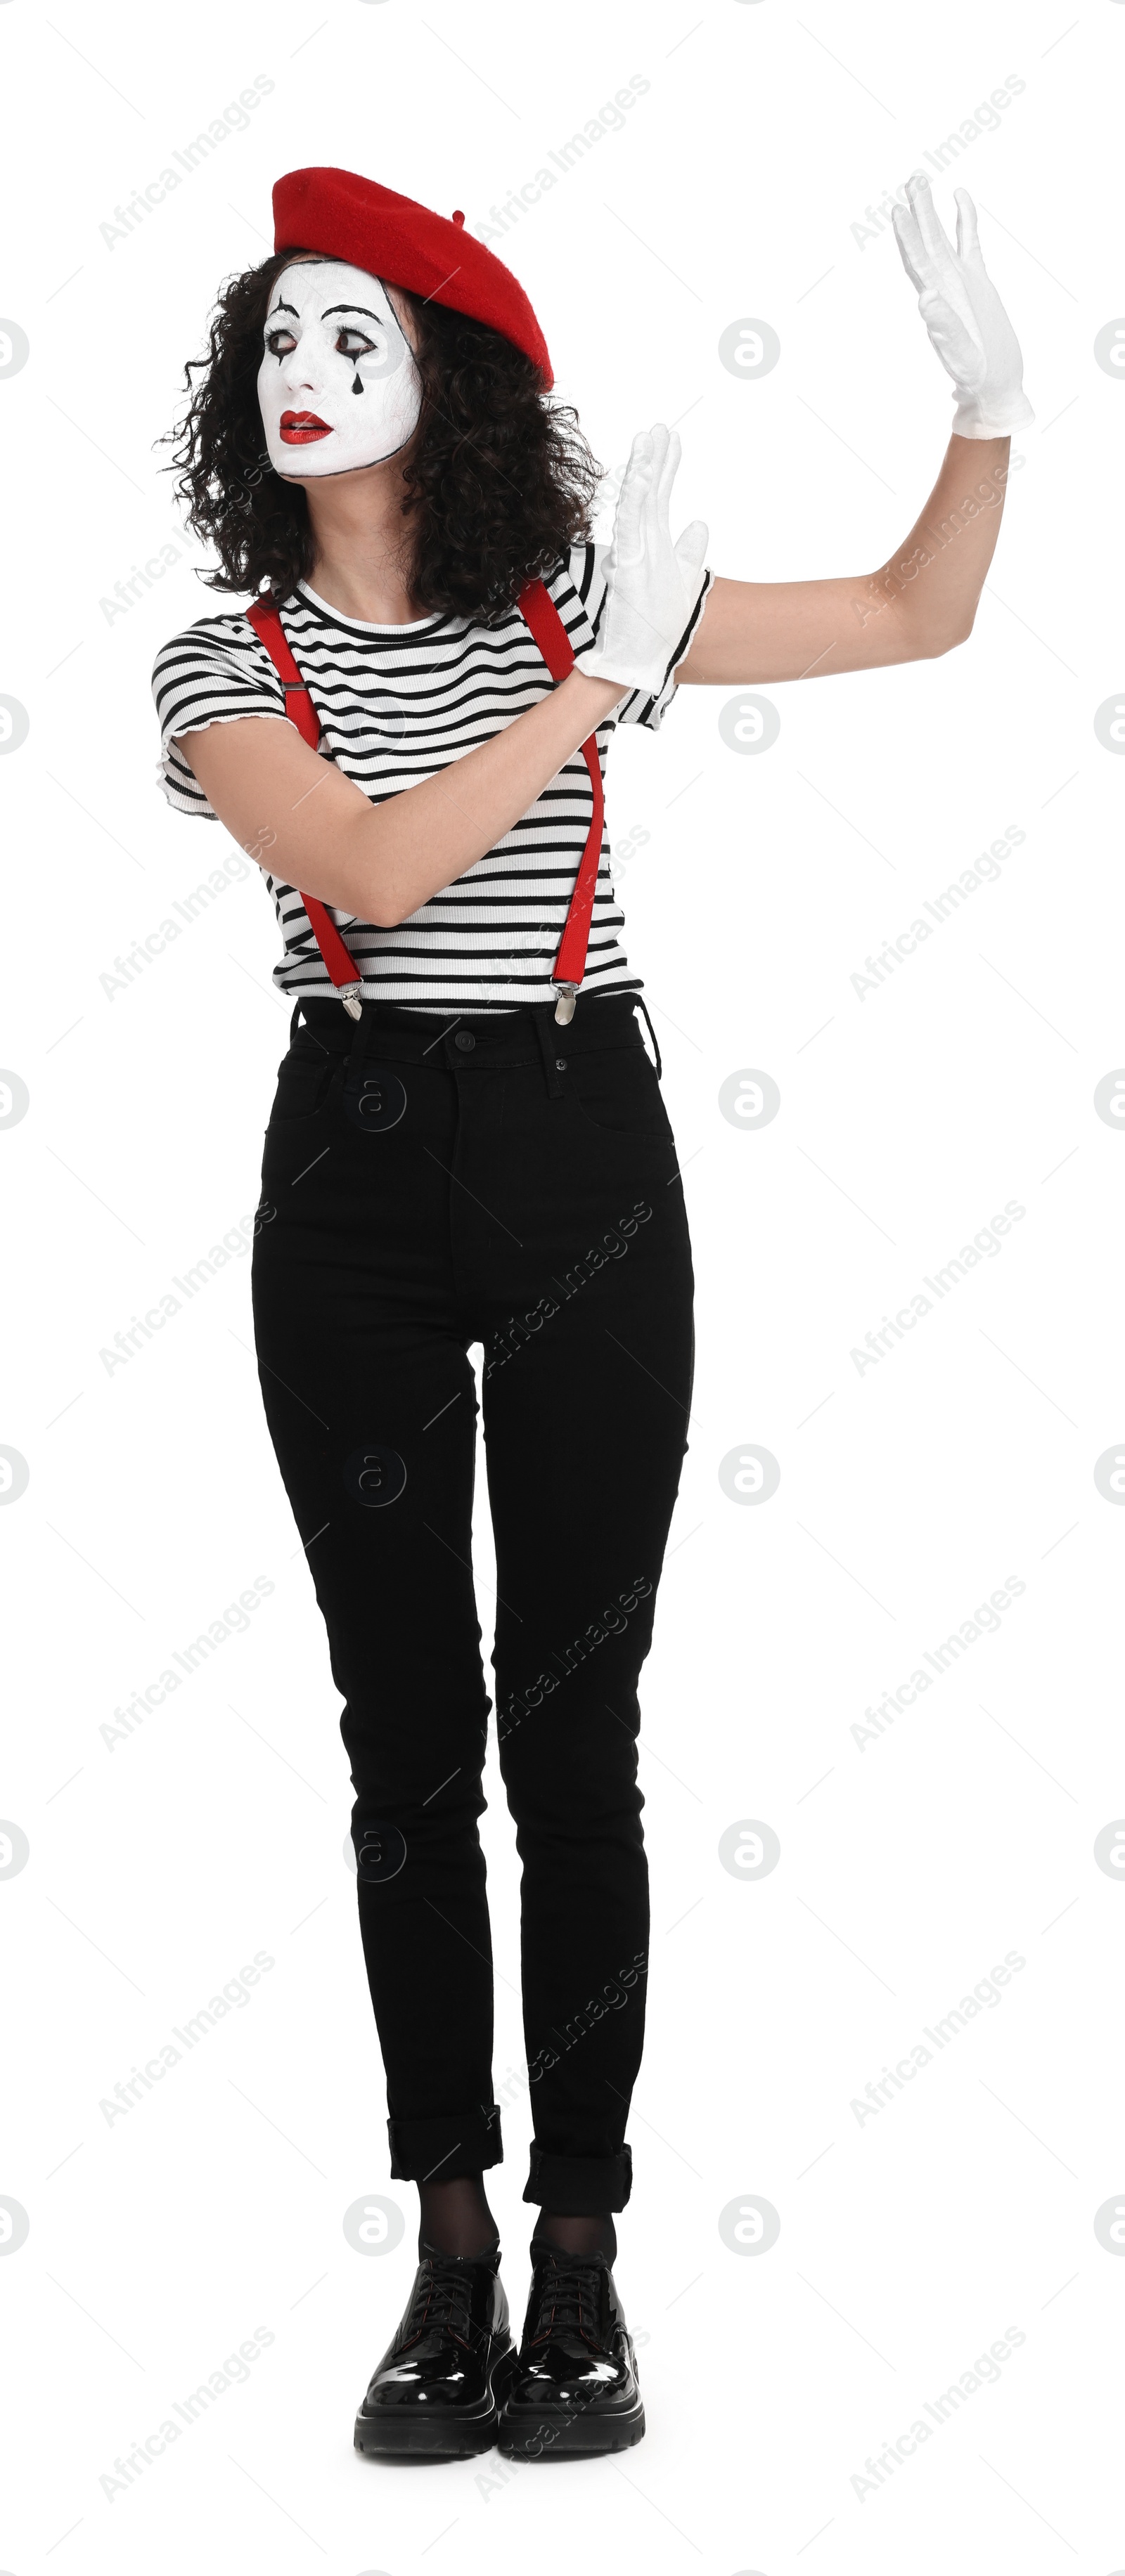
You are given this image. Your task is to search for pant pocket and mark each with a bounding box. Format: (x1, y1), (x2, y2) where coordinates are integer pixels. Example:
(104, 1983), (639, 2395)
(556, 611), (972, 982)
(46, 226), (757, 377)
(567, 1046), (674, 1143)
(266, 1042), (340, 1127)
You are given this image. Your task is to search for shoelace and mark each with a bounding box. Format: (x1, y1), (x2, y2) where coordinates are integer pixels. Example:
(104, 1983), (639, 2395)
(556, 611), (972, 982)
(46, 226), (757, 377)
(529, 2255), (609, 2350)
(400, 2258), (480, 2352)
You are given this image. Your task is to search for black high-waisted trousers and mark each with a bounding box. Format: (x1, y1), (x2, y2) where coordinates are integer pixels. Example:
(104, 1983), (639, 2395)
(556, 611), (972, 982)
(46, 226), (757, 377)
(250, 990), (695, 2213)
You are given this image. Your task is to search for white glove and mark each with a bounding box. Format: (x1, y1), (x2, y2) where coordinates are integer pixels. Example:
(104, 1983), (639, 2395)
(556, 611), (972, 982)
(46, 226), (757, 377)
(581, 423), (709, 694)
(892, 176), (1034, 439)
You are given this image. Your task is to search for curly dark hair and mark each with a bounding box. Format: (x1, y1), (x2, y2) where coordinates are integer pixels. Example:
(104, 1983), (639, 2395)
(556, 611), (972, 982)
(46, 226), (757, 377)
(162, 248), (600, 622)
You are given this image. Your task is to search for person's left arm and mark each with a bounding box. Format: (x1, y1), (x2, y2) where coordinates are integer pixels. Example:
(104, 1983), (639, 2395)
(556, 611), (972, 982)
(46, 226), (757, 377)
(675, 432), (1012, 682)
(676, 177), (1032, 685)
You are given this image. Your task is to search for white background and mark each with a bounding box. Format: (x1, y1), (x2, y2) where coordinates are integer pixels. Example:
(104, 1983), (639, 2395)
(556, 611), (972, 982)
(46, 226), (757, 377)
(2, 1), (1123, 2568)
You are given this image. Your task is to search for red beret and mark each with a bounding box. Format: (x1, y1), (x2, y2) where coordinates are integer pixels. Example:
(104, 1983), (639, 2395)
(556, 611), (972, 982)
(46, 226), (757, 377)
(272, 167), (553, 387)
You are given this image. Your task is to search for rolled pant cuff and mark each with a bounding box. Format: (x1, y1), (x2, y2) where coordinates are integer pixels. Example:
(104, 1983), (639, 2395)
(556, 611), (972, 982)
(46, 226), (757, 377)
(387, 2104), (503, 2180)
(523, 2144), (633, 2213)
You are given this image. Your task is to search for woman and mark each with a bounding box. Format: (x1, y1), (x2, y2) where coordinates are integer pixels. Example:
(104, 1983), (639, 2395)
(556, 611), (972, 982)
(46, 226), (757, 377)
(153, 164), (1031, 2462)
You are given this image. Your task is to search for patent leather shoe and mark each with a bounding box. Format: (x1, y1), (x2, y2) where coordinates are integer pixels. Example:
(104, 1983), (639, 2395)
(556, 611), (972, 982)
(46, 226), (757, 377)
(354, 2244), (514, 2460)
(496, 2244), (645, 2457)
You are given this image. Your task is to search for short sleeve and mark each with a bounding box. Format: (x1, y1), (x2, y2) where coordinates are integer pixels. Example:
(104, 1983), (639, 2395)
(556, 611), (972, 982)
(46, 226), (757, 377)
(564, 543), (714, 732)
(151, 613), (289, 817)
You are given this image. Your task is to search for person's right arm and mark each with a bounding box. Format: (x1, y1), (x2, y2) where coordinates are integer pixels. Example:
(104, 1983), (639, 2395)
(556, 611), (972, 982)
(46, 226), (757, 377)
(176, 422), (709, 925)
(179, 664), (626, 926)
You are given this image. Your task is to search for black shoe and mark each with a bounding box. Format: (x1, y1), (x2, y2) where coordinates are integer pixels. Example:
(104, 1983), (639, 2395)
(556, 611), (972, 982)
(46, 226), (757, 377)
(354, 2244), (515, 2461)
(496, 2245), (645, 2458)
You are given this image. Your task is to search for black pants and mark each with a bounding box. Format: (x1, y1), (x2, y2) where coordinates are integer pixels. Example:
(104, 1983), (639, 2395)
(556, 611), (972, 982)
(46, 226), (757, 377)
(250, 991), (695, 2213)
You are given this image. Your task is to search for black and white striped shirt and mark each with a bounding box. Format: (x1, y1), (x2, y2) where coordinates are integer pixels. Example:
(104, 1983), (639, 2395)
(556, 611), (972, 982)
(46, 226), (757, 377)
(152, 545), (712, 1012)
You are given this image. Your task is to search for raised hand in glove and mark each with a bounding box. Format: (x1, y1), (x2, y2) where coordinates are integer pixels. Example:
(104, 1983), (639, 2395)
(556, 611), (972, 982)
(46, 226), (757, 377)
(892, 174), (1034, 439)
(581, 423), (709, 694)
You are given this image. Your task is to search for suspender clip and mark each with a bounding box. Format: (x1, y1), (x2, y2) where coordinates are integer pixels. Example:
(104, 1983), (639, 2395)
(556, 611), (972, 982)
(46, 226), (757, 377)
(340, 985), (364, 1021)
(553, 982), (577, 1025)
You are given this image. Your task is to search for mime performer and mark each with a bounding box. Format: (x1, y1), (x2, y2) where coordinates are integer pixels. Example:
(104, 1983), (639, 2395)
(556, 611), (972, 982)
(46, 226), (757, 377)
(152, 164), (1033, 2460)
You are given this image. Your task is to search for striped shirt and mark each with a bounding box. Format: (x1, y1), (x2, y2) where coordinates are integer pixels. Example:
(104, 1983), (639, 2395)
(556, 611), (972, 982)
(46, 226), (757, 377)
(151, 545), (712, 1012)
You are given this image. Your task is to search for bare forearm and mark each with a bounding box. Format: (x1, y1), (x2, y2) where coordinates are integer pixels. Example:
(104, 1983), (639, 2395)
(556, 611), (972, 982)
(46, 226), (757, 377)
(858, 432), (1012, 656)
(676, 433), (1013, 685)
(364, 668), (623, 921)
(180, 664), (624, 925)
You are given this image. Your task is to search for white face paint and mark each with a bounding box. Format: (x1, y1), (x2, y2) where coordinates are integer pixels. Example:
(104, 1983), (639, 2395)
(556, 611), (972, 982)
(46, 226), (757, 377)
(257, 259), (422, 478)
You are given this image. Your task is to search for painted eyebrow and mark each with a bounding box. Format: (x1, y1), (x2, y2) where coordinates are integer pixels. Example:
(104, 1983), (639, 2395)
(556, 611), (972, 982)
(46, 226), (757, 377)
(319, 304), (388, 323)
(266, 299), (300, 321)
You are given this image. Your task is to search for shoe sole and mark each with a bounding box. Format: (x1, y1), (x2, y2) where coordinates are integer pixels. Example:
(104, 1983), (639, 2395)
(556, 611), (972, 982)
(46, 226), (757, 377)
(354, 2351), (515, 2463)
(496, 2401), (645, 2460)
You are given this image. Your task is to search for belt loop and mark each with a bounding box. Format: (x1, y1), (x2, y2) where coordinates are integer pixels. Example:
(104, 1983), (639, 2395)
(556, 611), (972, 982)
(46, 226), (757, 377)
(532, 1003), (565, 1099)
(635, 996), (663, 1082)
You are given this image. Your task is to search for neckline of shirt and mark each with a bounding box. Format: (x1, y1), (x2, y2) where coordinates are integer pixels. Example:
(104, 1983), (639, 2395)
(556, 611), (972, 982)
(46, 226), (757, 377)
(292, 552), (582, 640)
(295, 579), (449, 636)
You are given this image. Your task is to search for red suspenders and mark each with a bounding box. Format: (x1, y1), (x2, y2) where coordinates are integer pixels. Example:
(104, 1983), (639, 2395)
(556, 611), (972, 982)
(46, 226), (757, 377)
(515, 578), (605, 1019)
(245, 578), (605, 1026)
(245, 597), (364, 1013)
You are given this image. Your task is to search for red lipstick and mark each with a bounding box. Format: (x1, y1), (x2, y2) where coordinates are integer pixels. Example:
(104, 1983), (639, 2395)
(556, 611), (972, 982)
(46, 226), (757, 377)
(280, 410), (332, 444)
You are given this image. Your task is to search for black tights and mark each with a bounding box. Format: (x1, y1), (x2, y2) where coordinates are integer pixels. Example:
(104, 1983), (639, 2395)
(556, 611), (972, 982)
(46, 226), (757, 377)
(418, 2176), (617, 2264)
